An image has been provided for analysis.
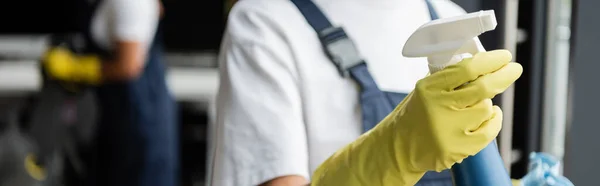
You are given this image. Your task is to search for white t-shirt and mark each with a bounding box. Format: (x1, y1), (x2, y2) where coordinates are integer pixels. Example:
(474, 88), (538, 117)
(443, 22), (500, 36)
(90, 0), (159, 53)
(210, 0), (467, 185)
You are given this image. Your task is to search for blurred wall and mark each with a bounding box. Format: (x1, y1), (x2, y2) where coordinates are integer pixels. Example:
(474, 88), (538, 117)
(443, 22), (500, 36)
(564, 0), (600, 185)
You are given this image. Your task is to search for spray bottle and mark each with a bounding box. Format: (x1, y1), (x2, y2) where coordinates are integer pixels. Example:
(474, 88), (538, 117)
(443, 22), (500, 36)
(402, 10), (512, 186)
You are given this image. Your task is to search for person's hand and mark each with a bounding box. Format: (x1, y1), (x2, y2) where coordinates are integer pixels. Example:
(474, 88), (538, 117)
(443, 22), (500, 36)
(311, 50), (523, 186)
(42, 47), (102, 85)
(396, 50), (522, 172)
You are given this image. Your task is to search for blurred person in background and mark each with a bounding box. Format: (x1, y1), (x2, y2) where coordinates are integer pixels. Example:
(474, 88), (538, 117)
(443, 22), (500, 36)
(210, 0), (522, 185)
(40, 0), (178, 185)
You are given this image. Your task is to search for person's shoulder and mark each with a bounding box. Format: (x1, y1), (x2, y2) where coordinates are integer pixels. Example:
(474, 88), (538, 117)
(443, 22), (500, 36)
(226, 0), (299, 41)
(428, 0), (468, 18)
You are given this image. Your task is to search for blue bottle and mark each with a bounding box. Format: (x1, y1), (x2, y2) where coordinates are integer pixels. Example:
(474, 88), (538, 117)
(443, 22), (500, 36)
(451, 141), (512, 186)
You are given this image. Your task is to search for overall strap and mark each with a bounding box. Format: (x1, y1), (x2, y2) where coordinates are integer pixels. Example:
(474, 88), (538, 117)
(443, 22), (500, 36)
(291, 0), (439, 90)
(425, 0), (440, 20)
(290, 0), (378, 91)
(291, 0), (442, 130)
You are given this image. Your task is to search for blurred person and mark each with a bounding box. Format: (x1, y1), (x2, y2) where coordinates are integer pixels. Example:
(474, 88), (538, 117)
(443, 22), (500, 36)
(39, 0), (178, 185)
(210, 0), (522, 185)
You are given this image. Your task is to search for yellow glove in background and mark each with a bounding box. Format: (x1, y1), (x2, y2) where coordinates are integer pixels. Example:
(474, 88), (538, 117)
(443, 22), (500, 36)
(512, 179), (521, 186)
(311, 50), (523, 186)
(24, 154), (46, 181)
(42, 47), (102, 85)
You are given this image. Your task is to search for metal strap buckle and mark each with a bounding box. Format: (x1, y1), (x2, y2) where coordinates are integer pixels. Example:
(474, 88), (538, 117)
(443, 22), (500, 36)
(319, 27), (365, 77)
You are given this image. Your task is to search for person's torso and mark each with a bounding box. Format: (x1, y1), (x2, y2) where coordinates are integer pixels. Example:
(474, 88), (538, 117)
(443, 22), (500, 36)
(233, 0), (464, 172)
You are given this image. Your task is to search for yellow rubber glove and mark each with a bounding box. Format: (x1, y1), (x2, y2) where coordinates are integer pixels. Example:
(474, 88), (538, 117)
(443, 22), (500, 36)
(24, 154), (47, 181)
(42, 47), (102, 85)
(311, 50), (523, 186)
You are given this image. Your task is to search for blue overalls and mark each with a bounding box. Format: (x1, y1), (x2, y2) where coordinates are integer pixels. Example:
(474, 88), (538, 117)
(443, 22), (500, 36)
(290, 0), (453, 185)
(77, 1), (179, 185)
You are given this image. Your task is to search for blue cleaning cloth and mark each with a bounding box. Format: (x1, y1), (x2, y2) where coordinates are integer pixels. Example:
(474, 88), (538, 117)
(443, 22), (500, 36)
(520, 152), (574, 186)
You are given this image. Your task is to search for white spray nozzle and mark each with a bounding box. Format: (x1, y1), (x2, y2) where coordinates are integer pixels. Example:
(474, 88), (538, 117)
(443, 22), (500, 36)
(402, 10), (498, 73)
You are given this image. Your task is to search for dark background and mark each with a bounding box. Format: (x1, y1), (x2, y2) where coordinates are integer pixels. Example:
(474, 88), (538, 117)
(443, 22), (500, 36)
(0, 0), (226, 53)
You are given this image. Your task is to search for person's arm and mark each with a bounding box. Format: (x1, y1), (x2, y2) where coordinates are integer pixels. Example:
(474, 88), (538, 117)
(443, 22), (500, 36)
(158, 0), (164, 18)
(210, 2), (310, 186)
(102, 0), (159, 81)
(42, 0), (159, 85)
(260, 176), (309, 186)
(101, 41), (147, 81)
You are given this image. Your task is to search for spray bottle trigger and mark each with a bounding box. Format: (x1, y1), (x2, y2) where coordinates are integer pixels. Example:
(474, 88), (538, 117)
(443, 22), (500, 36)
(443, 37), (486, 70)
(456, 37), (486, 57)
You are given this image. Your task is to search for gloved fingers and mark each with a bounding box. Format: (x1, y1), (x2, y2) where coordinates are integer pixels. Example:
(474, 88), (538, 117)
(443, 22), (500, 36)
(458, 99), (494, 130)
(43, 47), (73, 75)
(428, 50), (513, 90)
(464, 105), (502, 144)
(449, 62), (523, 108)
